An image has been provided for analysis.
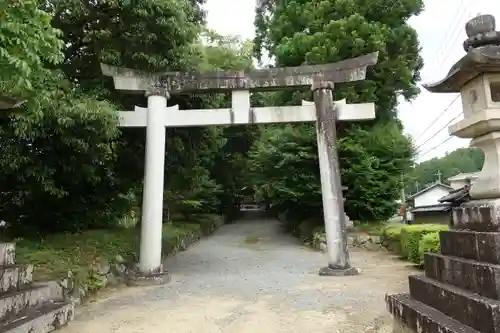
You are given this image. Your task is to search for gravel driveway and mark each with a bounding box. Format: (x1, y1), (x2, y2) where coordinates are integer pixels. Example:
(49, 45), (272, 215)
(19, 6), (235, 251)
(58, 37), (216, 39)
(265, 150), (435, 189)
(60, 218), (416, 333)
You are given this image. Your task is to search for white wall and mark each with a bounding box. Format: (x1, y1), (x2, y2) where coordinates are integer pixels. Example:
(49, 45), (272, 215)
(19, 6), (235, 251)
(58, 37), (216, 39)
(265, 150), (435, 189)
(414, 187), (451, 207)
(449, 179), (477, 190)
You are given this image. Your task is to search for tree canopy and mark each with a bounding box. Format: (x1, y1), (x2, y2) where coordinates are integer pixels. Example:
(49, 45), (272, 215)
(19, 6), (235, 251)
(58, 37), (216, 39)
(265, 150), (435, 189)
(0, 0), (430, 240)
(0, 0), (258, 235)
(0, 0), (63, 92)
(254, 0), (424, 122)
(407, 148), (484, 194)
(249, 0), (422, 226)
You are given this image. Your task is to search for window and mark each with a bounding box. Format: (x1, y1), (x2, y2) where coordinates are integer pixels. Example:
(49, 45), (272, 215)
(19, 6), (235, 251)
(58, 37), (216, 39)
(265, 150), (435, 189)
(490, 81), (500, 102)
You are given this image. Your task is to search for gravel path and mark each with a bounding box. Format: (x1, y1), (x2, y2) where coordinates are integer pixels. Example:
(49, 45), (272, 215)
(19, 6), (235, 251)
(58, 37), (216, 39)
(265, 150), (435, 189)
(60, 218), (416, 333)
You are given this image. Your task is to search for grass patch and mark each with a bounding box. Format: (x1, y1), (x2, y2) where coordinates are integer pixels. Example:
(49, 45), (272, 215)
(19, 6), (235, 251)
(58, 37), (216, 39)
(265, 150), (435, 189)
(14, 228), (139, 282)
(12, 214), (224, 282)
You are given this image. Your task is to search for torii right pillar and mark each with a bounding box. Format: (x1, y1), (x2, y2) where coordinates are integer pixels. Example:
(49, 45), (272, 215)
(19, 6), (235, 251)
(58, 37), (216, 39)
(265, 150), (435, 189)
(386, 14), (500, 333)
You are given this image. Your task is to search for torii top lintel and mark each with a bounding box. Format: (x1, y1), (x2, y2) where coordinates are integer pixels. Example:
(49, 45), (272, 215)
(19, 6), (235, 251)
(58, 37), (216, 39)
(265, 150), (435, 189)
(100, 52), (378, 94)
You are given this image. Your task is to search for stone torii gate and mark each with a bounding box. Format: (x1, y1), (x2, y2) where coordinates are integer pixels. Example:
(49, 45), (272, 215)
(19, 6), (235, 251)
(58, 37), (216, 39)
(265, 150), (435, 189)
(101, 52), (379, 279)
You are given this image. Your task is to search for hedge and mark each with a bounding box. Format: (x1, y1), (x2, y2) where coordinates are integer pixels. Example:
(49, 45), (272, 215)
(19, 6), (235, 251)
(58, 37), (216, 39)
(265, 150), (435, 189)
(418, 231), (441, 267)
(381, 223), (406, 253)
(400, 224), (448, 263)
(380, 223), (448, 267)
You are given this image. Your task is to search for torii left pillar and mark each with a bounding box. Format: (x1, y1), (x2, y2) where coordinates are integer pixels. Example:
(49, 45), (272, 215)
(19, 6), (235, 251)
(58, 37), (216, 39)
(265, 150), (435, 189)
(139, 87), (168, 275)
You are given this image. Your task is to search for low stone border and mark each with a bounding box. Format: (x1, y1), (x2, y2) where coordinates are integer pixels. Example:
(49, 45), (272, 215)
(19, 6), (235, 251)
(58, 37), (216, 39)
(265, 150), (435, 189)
(312, 232), (389, 253)
(48, 227), (212, 305)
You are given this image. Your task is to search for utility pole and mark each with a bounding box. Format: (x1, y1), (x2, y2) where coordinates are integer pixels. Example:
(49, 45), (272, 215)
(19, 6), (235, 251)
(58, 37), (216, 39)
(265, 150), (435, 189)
(415, 181), (419, 192)
(401, 174), (406, 223)
(400, 174), (406, 203)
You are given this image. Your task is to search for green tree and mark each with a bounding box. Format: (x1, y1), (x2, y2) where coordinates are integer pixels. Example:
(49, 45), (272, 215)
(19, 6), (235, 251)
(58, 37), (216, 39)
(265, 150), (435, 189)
(0, 0), (214, 235)
(408, 148), (484, 194)
(193, 30), (262, 219)
(251, 0), (422, 223)
(255, 0), (424, 122)
(0, 71), (122, 235)
(45, 0), (204, 89)
(39, 0), (228, 222)
(0, 0), (63, 92)
(250, 123), (413, 223)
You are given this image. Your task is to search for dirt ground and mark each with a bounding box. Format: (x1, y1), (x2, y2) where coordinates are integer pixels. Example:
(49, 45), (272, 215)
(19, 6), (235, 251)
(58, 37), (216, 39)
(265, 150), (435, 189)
(59, 219), (416, 333)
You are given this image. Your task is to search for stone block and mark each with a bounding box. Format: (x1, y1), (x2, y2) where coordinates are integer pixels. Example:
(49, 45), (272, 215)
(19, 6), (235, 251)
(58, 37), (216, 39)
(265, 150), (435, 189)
(0, 285), (53, 322)
(0, 243), (15, 266)
(1, 301), (74, 333)
(452, 200), (500, 231)
(0, 265), (33, 293)
(408, 275), (500, 332)
(440, 230), (500, 264)
(125, 269), (171, 287)
(386, 293), (480, 333)
(318, 266), (361, 276)
(425, 253), (500, 299)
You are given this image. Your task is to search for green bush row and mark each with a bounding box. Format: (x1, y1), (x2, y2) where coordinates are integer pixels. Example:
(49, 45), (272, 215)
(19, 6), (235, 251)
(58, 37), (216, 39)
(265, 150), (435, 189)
(165, 214), (225, 253)
(382, 223), (448, 267)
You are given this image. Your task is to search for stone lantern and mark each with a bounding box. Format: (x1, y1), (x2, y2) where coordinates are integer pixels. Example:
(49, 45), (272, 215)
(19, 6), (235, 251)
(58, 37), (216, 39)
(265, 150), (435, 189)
(386, 14), (500, 333)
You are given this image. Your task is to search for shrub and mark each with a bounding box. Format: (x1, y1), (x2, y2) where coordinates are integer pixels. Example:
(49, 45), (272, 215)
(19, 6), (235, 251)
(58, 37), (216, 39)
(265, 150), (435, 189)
(297, 218), (323, 242)
(192, 214), (224, 235)
(418, 232), (441, 266)
(400, 224), (448, 263)
(171, 214), (224, 236)
(381, 223), (406, 254)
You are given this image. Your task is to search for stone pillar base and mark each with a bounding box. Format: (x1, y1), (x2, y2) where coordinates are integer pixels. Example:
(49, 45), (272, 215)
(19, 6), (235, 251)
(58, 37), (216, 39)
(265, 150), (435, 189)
(125, 267), (171, 287)
(319, 266), (360, 276)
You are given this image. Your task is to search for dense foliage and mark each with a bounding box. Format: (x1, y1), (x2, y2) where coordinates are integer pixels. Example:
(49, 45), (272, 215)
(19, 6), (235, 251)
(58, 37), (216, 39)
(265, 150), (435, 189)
(0, 0), (258, 236)
(0, 0), (63, 92)
(1, 0), (430, 241)
(407, 148), (484, 194)
(250, 0), (422, 224)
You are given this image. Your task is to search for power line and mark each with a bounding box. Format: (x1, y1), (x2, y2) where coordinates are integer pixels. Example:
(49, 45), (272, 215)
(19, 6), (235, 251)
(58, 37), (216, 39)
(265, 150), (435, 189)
(414, 95), (461, 143)
(418, 136), (454, 158)
(430, 0), (466, 67)
(416, 109), (462, 152)
(433, 6), (473, 71)
(412, 3), (467, 143)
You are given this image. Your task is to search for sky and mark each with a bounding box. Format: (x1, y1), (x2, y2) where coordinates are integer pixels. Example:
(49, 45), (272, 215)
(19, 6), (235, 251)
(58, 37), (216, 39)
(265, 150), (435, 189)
(204, 0), (500, 163)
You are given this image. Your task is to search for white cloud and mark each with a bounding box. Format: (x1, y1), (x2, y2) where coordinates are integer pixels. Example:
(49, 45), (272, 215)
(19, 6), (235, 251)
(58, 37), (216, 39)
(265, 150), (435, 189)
(204, 0), (500, 162)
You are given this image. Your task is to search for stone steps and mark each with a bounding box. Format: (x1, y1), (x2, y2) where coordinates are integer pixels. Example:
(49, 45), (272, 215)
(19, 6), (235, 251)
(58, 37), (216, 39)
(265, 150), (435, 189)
(0, 302), (73, 333)
(0, 243), (74, 333)
(408, 274), (500, 332)
(0, 265), (33, 294)
(0, 244), (15, 266)
(424, 253), (500, 299)
(0, 285), (53, 323)
(386, 293), (480, 333)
